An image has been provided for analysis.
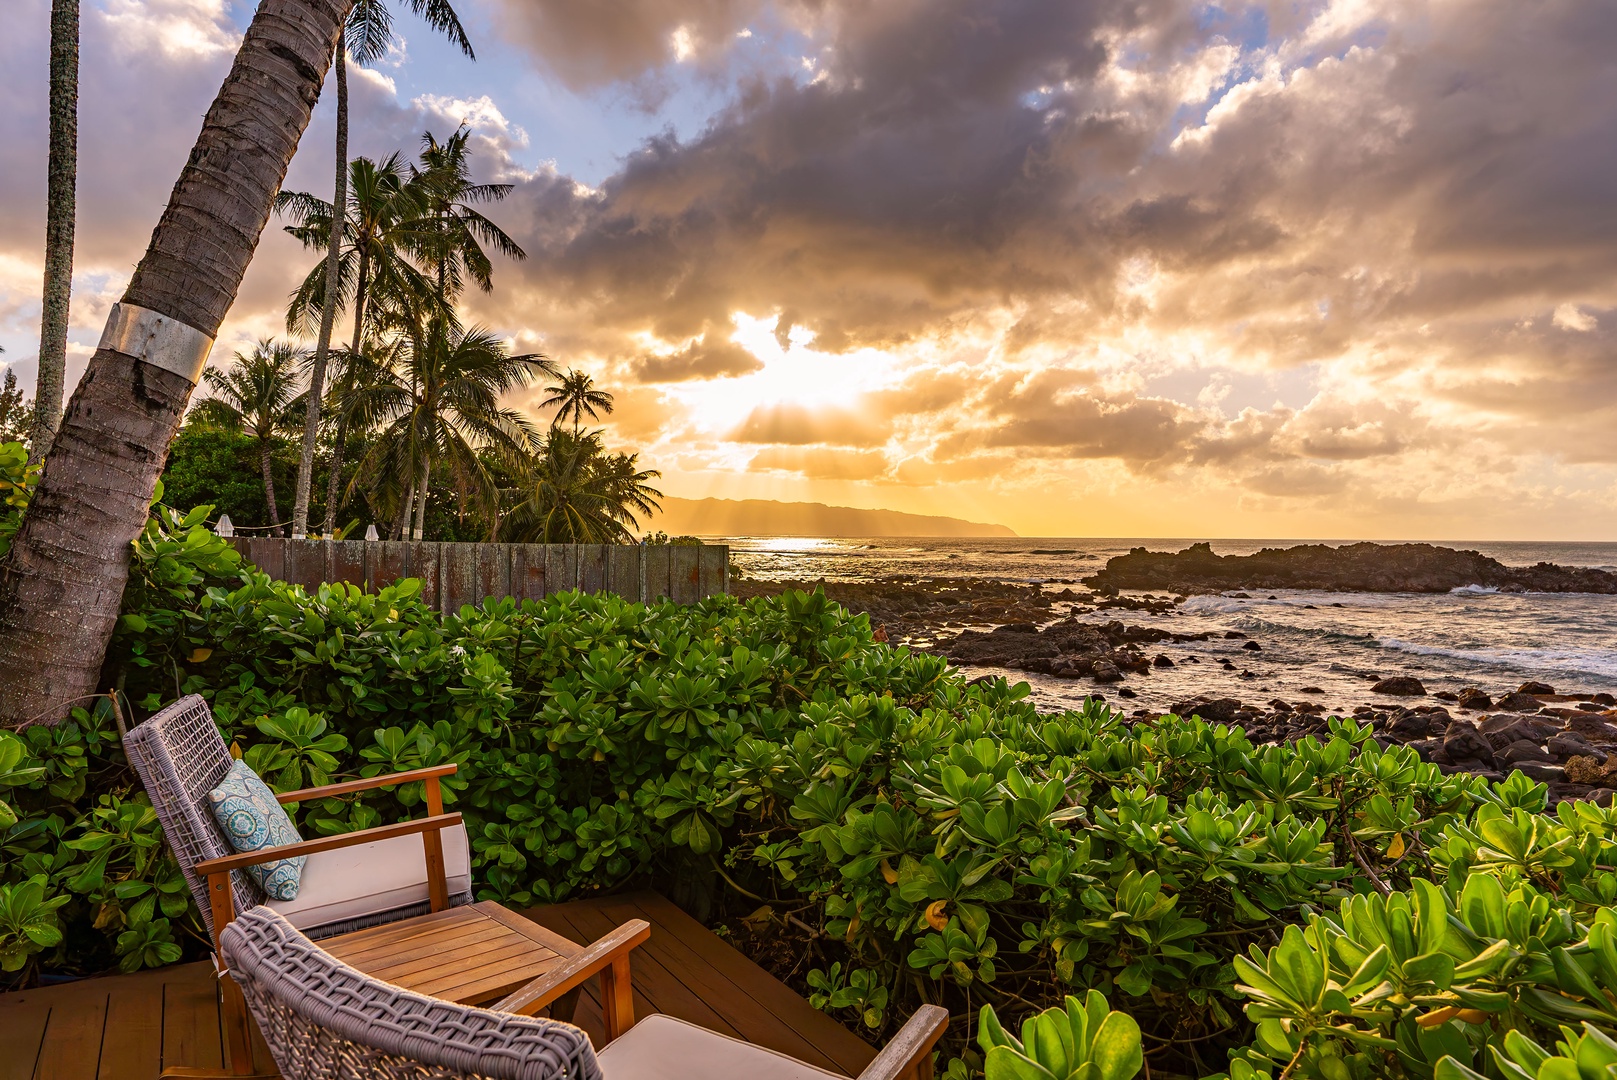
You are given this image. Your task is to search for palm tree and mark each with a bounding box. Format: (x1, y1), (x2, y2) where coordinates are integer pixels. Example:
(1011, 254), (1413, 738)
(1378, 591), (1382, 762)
(0, 0), (349, 727)
(30, 0), (79, 463)
(350, 315), (554, 540)
(412, 127), (527, 299)
(194, 341), (305, 534)
(501, 429), (662, 544)
(287, 0), (474, 538)
(539, 369), (615, 435)
(277, 154), (438, 535)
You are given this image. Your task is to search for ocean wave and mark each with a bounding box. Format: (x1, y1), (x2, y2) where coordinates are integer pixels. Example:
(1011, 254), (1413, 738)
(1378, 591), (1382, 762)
(1450, 585), (1499, 595)
(1375, 638), (1617, 679)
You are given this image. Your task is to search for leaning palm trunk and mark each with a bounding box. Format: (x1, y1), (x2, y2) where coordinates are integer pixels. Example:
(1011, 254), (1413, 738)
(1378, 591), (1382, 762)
(291, 30), (348, 538)
(0, 0), (352, 727)
(30, 0), (79, 462)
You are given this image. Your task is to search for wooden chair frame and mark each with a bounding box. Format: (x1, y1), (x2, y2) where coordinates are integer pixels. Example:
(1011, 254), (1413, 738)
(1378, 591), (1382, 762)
(190, 763), (647, 1075)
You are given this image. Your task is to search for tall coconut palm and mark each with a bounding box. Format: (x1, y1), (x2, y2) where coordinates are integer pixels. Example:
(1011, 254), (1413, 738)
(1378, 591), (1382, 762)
(30, 0), (79, 463)
(277, 153), (438, 535)
(500, 429), (662, 544)
(412, 126), (526, 299)
(0, 0), (350, 727)
(194, 341), (306, 534)
(349, 315), (553, 540)
(539, 369), (615, 435)
(286, 0), (473, 538)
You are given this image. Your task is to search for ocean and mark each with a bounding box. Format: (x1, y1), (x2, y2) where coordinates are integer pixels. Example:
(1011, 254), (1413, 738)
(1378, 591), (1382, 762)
(724, 537), (1617, 715)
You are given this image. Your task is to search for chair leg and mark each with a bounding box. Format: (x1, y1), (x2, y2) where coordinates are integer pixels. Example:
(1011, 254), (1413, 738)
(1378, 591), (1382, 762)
(600, 954), (635, 1041)
(551, 985), (583, 1023)
(220, 971), (257, 1075)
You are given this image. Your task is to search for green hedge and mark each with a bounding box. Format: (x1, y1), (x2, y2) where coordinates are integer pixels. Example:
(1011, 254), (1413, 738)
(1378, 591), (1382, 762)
(9, 489), (1617, 1076)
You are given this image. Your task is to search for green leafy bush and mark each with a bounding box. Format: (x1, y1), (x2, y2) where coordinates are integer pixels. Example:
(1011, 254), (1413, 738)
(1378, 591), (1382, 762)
(14, 481), (1617, 1075)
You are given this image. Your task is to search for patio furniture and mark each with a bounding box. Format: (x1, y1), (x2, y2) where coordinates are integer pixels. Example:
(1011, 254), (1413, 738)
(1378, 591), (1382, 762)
(126, 694), (649, 1074)
(199, 906), (950, 1080)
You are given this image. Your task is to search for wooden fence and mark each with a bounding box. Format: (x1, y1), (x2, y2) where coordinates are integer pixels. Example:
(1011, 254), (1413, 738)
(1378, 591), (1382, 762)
(227, 538), (729, 614)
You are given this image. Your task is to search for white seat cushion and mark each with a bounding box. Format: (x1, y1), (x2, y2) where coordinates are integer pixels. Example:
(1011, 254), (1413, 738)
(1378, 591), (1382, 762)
(596, 1014), (847, 1080)
(266, 823), (470, 934)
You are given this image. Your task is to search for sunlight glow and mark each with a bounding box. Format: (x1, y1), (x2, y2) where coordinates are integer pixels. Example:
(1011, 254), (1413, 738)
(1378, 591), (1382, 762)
(658, 313), (904, 439)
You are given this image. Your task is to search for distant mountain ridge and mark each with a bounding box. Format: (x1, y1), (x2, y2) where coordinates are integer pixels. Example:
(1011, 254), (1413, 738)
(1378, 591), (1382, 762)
(651, 497), (1016, 537)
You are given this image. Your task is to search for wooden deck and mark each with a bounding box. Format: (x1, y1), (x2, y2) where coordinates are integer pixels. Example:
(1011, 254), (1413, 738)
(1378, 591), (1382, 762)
(0, 891), (875, 1080)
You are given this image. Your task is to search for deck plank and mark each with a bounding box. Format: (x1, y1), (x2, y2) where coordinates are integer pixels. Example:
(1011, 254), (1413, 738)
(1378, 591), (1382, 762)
(0, 991), (52, 1080)
(160, 965), (224, 1074)
(2, 891), (878, 1079)
(99, 974), (165, 1080)
(33, 987), (107, 1080)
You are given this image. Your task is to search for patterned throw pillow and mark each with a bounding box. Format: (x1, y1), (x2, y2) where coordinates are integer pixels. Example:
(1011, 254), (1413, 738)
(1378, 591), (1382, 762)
(207, 760), (306, 900)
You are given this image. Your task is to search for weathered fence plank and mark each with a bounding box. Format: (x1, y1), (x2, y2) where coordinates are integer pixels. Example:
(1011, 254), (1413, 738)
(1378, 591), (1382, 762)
(510, 545), (547, 602)
(643, 544), (672, 601)
(669, 545), (701, 604)
(224, 540), (727, 609)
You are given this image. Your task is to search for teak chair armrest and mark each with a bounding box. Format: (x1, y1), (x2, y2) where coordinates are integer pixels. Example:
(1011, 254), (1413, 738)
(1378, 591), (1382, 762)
(193, 813), (463, 877)
(492, 918), (652, 1042)
(857, 1005), (950, 1080)
(273, 763), (459, 804)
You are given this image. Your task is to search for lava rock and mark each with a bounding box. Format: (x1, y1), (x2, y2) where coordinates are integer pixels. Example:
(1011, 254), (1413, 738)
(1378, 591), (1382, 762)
(1549, 732), (1604, 762)
(1498, 740), (1555, 766)
(1091, 661), (1124, 683)
(1298, 686), (1325, 694)
(1456, 688), (1493, 711)
(1153, 654), (1175, 668)
(1518, 681), (1557, 696)
(1444, 724), (1497, 768)
(1372, 676), (1427, 696)
(1385, 711), (1432, 739)
(1513, 762), (1566, 783)
(1496, 692), (1545, 712)
(1242, 641), (1262, 651)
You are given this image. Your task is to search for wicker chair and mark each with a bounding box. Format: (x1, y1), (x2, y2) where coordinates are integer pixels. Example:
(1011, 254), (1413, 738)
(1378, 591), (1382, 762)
(128, 693), (474, 1072)
(207, 907), (950, 1080)
(126, 694), (472, 946)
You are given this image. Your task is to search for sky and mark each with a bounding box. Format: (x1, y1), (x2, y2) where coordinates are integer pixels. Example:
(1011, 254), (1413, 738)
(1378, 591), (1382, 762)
(1, 0), (1615, 540)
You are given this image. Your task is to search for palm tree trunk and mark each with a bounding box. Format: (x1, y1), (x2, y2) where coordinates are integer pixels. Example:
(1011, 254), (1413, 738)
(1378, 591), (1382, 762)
(0, 0), (352, 727)
(412, 456), (429, 540)
(291, 30), (347, 538)
(29, 0), (79, 464)
(320, 406), (350, 535)
(260, 440), (282, 535)
(321, 243), (369, 535)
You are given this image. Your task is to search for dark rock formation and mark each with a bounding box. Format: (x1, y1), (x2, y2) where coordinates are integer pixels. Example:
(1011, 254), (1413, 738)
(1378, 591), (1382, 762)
(1084, 542), (1617, 595)
(1372, 676), (1427, 696)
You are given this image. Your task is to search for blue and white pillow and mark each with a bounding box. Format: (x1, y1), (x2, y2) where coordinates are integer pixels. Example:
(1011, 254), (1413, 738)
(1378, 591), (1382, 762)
(207, 760), (305, 900)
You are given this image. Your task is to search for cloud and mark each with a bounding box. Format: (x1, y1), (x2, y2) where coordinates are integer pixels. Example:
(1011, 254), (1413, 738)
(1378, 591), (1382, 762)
(635, 329), (763, 381)
(730, 402), (889, 446)
(486, 0), (765, 89)
(748, 446), (889, 480)
(7, 0), (1617, 536)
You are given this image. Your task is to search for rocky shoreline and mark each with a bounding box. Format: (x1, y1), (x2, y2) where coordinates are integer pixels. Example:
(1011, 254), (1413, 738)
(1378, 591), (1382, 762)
(733, 573), (1617, 806)
(1085, 541), (1617, 595)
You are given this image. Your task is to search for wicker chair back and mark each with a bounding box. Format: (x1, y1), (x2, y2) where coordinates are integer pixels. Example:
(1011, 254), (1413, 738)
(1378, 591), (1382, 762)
(222, 906), (603, 1080)
(125, 694), (264, 938)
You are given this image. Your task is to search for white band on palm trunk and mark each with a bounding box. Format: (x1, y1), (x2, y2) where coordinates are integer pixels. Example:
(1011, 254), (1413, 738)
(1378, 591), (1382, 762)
(98, 302), (214, 384)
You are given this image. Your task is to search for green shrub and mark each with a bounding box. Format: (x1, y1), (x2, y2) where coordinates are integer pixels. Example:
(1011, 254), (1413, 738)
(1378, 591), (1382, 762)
(13, 482), (1617, 1075)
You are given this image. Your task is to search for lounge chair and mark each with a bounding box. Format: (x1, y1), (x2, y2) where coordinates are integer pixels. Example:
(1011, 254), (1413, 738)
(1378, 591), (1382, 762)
(204, 906), (949, 1080)
(127, 694), (647, 1072)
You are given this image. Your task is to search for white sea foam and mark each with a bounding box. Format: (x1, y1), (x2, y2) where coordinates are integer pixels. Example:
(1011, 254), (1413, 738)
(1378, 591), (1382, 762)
(1376, 638), (1617, 679)
(1450, 584), (1499, 595)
